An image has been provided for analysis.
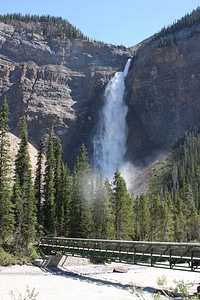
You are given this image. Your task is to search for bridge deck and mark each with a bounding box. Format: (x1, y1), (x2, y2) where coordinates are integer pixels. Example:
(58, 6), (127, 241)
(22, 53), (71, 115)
(39, 237), (200, 271)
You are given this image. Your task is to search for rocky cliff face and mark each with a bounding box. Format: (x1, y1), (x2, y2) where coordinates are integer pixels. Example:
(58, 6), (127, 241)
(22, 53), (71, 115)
(0, 20), (133, 167)
(125, 23), (200, 166)
(1, 18), (200, 174)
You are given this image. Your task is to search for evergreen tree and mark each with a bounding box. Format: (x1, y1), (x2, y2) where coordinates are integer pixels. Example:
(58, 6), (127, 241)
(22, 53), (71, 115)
(34, 138), (45, 232)
(101, 178), (115, 239)
(92, 175), (115, 239)
(92, 173), (104, 238)
(173, 197), (188, 242)
(134, 194), (150, 240)
(11, 175), (22, 250)
(149, 195), (163, 240)
(57, 163), (72, 236)
(69, 144), (92, 238)
(160, 193), (174, 242)
(112, 169), (134, 240)
(54, 136), (62, 234)
(43, 132), (55, 235)
(14, 117), (36, 252)
(0, 99), (14, 243)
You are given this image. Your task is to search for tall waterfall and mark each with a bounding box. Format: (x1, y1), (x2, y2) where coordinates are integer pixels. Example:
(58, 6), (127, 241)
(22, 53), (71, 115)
(93, 58), (131, 178)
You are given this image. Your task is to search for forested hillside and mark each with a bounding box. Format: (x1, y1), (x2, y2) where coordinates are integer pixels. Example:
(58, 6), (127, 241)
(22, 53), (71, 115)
(1, 100), (200, 265)
(1, 8), (200, 263)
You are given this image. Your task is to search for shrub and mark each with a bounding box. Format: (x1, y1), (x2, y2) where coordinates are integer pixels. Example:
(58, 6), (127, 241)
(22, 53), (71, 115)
(9, 286), (38, 300)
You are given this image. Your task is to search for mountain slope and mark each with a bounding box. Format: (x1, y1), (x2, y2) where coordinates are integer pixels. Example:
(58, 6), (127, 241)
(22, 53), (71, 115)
(0, 16), (133, 168)
(1, 11), (200, 180)
(125, 14), (200, 167)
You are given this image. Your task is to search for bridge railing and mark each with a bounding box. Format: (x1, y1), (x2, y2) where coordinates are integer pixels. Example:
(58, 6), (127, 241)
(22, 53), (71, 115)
(38, 237), (200, 271)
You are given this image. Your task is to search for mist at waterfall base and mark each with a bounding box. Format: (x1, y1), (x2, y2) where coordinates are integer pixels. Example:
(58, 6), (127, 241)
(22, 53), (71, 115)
(93, 59), (136, 188)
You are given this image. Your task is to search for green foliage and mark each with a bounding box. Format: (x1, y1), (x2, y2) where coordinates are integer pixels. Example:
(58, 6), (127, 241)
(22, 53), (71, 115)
(9, 286), (38, 300)
(0, 98), (15, 242)
(134, 194), (150, 240)
(92, 175), (115, 239)
(148, 128), (200, 242)
(13, 117), (37, 252)
(112, 169), (134, 240)
(3, 99), (200, 262)
(156, 275), (168, 287)
(156, 276), (196, 299)
(150, 128), (200, 207)
(69, 144), (92, 238)
(173, 279), (194, 297)
(56, 163), (71, 236)
(0, 246), (39, 266)
(54, 136), (62, 234)
(0, 247), (14, 266)
(34, 139), (45, 230)
(43, 132), (55, 235)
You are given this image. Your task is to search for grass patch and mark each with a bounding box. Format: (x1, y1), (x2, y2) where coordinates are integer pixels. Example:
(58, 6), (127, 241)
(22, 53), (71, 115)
(0, 245), (41, 266)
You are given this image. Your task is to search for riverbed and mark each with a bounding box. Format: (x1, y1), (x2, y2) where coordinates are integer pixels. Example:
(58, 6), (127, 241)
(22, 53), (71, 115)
(0, 263), (199, 299)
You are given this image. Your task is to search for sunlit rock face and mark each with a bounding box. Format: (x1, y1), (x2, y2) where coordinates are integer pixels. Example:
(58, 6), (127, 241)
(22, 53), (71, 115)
(125, 24), (200, 166)
(0, 20), (133, 168)
(1, 18), (200, 176)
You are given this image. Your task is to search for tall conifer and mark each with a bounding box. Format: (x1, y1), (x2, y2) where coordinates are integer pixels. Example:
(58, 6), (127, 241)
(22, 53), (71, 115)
(57, 162), (72, 236)
(134, 194), (150, 240)
(54, 136), (62, 233)
(14, 117), (36, 252)
(34, 138), (45, 232)
(69, 144), (92, 238)
(43, 132), (55, 235)
(0, 98), (14, 243)
(112, 169), (134, 240)
(92, 175), (115, 239)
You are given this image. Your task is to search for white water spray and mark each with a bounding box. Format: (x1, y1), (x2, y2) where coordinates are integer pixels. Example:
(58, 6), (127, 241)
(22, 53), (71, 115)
(93, 59), (131, 178)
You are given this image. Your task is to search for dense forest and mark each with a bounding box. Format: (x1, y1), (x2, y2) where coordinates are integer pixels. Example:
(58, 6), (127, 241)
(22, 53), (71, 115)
(1, 99), (200, 262)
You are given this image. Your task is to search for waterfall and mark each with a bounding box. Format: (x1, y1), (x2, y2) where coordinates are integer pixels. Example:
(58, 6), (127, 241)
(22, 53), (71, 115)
(93, 58), (131, 178)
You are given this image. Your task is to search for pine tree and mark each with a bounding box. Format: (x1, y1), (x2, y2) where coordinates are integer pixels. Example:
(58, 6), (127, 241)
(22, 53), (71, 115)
(134, 194), (150, 240)
(69, 144), (92, 238)
(34, 138), (45, 233)
(149, 195), (161, 240)
(0, 98), (14, 243)
(101, 178), (115, 239)
(14, 117), (36, 252)
(173, 197), (187, 242)
(57, 163), (72, 236)
(69, 159), (81, 237)
(112, 169), (134, 240)
(54, 136), (62, 234)
(160, 193), (174, 242)
(92, 175), (115, 239)
(11, 175), (22, 250)
(92, 173), (105, 238)
(43, 132), (55, 235)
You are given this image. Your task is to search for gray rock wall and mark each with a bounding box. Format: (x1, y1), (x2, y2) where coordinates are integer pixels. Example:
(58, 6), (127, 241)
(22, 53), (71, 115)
(0, 20), (132, 167)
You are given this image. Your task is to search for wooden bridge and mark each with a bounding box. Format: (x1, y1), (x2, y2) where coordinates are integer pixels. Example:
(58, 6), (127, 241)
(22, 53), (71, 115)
(39, 237), (200, 271)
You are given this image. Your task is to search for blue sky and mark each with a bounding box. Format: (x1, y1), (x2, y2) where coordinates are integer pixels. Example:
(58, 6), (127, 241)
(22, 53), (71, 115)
(1, 1), (200, 47)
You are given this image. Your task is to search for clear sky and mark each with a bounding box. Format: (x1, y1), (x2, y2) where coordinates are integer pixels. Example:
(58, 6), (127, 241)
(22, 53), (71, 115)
(1, 1), (200, 47)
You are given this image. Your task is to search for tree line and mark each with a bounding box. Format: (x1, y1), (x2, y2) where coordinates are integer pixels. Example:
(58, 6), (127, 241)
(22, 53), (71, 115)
(1, 99), (200, 256)
(0, 99), (135, 255)
(0, 13), (89, 40)
(150, 6), (200, 48)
